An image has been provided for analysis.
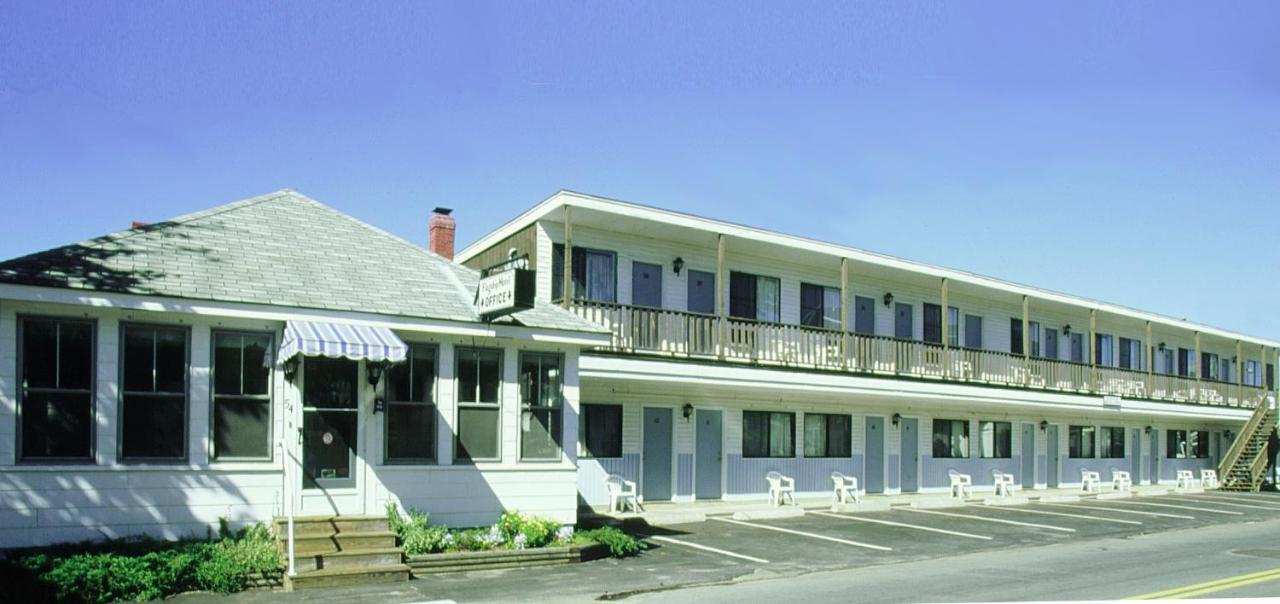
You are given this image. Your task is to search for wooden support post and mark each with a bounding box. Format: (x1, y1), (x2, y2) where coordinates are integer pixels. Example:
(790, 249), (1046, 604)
(841, 257), (850, 369)
(716, 233), (726, 361)
(942, 278), (950, 378)
(1237, 340), (1244, 405)
(1022, 296), (1030, 385)
(1145, 321), (1154, 394)
(1194, 331), (1202, 401)
(561, 205), (573, 309)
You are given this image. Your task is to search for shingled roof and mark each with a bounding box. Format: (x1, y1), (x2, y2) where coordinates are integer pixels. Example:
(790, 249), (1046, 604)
(0, 190), (605, 334)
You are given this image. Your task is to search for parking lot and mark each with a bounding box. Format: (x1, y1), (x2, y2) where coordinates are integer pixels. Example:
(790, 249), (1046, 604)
(624, 490), (1280, 580)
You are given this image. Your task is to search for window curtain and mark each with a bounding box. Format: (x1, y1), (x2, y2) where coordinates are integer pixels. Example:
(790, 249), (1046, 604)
(804, 415), (827, 457)
(756, 277), (780, 323)
(743, 411), (768, 457)
(768, 412), (793, 457)
(584, 251), (616, 302)
(823, 288), (842, 330)
(800, 284), (823, 328)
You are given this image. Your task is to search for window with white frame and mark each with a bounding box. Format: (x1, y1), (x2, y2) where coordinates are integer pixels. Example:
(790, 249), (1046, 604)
(385, 343), (437, 463)
(932, 419), (969, 458)
(1069, 425), (1096, 458)
(743, 410), (794, 458)
(212, 331), (273, 461)
(456, 347), (502, 462)
(1100, 426), (1125, 458)
(18, 317), (95, 461)
(552, 244), (617, 303)
(803, 413), (851, 458)
(120, 324), (188, 461)
(800, 283), (842, 330)
(979, 421), (1011, 458)
(519, 352), (564, 460)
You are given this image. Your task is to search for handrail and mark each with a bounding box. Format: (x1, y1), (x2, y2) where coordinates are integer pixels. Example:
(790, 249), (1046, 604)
(277, 440), (296, 577)
(1217, 394), (1270, 480)
(570, 300), (1268, 410)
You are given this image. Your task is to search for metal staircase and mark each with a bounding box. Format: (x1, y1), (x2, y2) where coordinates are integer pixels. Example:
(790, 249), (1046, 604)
(1218, 394), (1277, 492)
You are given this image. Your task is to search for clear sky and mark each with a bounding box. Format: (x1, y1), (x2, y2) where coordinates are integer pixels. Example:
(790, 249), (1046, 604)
(1, 2), (1277, 337)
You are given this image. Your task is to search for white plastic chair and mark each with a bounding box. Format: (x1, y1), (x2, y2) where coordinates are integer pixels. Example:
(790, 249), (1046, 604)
(1080, 469), (1102, 493)
(831, 471), (862, 505)
(948, 469), (973, 499)
(766, 471), (796, 507)
(1176, 470), (1196, 489)
(605, 474), (642, 513)
(1110, 468), (1132, 492)
(1201, 469), (1219, 489)
(991, 469), (1017, 496)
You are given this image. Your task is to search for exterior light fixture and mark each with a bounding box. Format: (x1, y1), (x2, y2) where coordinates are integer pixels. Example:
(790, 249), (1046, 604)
(1039, 420), (1048, 431)
(883, 292), (894, 308)
(1062, 325), (1072, 337)
(283, 357), (300, 383)
(673, 257), (685, 275)
(682, 403), (694, 421)
(1144, 425), (1152, 435)
(366, 360), (389, 386)
(892, 413), (902, 427)
(1158, 342), (1167, 352)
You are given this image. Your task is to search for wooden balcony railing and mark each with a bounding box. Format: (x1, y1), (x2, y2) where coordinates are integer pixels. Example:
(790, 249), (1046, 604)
(572, 300), (1271, 409)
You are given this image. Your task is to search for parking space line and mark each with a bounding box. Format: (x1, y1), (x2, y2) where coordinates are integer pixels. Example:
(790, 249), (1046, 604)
(1186, 493), (1280, 508)
(1101, 499), (1244, 515)
(648, 535), (771, 564)
(902, 508), (1075, 532)
(710, 517), (893, 551)
(811, 511), (993, 540)
(981, 505), (1142, 525)
(1043, 502), (1195, 520)
(1169, 495), (1280, 511)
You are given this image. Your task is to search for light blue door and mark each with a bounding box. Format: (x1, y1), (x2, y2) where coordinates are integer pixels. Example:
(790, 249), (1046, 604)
(695, 410), (723, 500)
(632, 262), (663, 308)
(1021, 423), (1035, 487)
(642, 408), (673, 501)
(1047, 425), (1059, 486)
(1149, 429), (1159, 484)
(895, 303), (913, 339)
(866, 416), (885, 493)
(1131, 428), (1142, 478)
(900, 418), (918, 492)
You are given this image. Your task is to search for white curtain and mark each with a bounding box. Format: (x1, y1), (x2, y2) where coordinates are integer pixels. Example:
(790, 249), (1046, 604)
(823, 288), (842, 330)
(769, 412), (793, 457)
(756, 277), (780, 323)
(585, 252), (616, 302)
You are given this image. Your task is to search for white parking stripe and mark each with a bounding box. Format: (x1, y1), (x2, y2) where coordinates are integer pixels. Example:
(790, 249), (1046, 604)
(710, 517), (893, 551)
(1100, 499), (1244, 515)
(1191, 493), (1280, 508)
(902, 508), (1075, 532)
(649, 535), (771, 564)
(1169, 495), (1280, 511)
(811, 511), (993, 540)
(981, 505), (1142, 525)
(1043, 502), (1195, 520)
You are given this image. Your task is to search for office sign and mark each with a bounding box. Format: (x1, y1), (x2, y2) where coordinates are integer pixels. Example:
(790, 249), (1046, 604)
(476, 267), (535, 319)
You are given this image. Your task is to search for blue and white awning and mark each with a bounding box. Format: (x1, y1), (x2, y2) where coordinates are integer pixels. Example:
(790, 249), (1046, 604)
(277, 320), (408, 365)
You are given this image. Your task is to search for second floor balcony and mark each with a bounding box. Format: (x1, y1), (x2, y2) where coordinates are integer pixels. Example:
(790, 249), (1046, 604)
(570, 299), (1272, 410)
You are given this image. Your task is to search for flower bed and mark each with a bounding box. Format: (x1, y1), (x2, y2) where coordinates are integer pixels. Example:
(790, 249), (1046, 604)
(406, 542), (609, 575)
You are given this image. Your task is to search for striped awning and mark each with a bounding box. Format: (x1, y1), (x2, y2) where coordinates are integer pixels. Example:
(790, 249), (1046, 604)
(277, 320), (408, 365)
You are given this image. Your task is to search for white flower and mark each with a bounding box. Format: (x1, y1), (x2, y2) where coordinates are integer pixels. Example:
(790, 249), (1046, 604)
(556, 526), (575, 542)
(513, 533), (528, 549)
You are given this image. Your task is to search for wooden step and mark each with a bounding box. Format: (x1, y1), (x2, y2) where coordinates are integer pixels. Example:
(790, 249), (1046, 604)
(273, 515), (390, 536)
(283, 564), (411, 591)
(281, 530), (397, 555)
(293, 548), (404, 573)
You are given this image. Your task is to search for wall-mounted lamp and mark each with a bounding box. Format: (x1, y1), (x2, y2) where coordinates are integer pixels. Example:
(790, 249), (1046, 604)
(673, 257), (685, 276)
(1225, 430), (1234, 442)
(892, 413), (902, 427)
(1158, 342), (1167, 352)
(1062, 325), (1072, 337)
(1144, 425), (1152, 435)
(366, 360), (389, 386)
(682, 403), (694, 421)
(283, 356), (300, 383)
(883, 292), (895, 308)
(1039, 420), (1048, 431)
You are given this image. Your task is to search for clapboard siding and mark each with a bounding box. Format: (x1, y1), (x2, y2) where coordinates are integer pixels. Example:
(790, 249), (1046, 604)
(577, 454), (640, 507)
(725, 454), (865, 495)
(676, 453), (694, 497)
(462, 223), (539, 273)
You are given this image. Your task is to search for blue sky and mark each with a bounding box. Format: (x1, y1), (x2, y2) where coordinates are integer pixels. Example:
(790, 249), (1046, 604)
(1, 2), (1277, 336)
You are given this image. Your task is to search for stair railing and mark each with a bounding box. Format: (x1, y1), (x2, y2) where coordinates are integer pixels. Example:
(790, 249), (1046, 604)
(278, 440), (296, 577)
(1218, 394), (1271, 485)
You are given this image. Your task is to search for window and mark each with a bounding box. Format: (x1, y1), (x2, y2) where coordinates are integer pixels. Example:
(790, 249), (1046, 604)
(923, 303), (942, 344)
(456, 348), (502, 461)
(948, 307), (960, 347)
(120, 324), (188, 461)
(932, 419), (969, 458)
(520, 352), (564, 460)
(1201, 352), (1219, 381)
(18, 317), (95, 461)
(1010, 318), (1023, 355)
(552, 244), (616, 302)
(1095, 334), (1114, 367)
(580, 404), (622, 458)
(803, 413), (851, 458)
(800, 283), (841, 330)
(1030, 321), (1041, 357)
(1167, 430), (1209, 459)
(1068, 425), (1096, 458)
(385, 343), (437, 463)
(212, 331), (273, 460)
(964, 315), (983, 349)
(978, 421), (1011, 458)
(743, 411), (794, 458)
(1178, 348), (1194, 377)
(1159, 348), (1174, 375)
(1246, 360), (1261, 387)
(1267, 363), (1274, 390)
(730, 272), (781, 323)
(1100, 426), (1125, 458)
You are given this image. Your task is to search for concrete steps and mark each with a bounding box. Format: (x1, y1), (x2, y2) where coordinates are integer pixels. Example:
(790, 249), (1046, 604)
(274, 515), (408, 591)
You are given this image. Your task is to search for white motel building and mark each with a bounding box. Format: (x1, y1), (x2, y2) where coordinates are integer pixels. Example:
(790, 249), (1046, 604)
(0, 189), (1275, 550)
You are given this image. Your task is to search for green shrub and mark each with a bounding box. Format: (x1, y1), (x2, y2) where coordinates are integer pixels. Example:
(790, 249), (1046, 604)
(579, 526), (647, 558)
(386, 503), (452, 555)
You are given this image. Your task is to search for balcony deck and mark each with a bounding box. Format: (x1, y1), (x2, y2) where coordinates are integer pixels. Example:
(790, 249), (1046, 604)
(571, 300), (1270, 409)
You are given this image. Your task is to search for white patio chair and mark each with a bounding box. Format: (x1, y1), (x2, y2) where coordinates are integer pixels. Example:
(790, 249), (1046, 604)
(1176, 470), (1196, 489)
(767, 471), (796, 507)
(1201, 469), (1219, 489)
(605, 474), (642, 513)
(1110, 468), (1132, 492)
(831, 471), (862, 505)
(992, 469), (1017, 497)
(1080, 469), (1102, 493)
(948, 469), (973, 499)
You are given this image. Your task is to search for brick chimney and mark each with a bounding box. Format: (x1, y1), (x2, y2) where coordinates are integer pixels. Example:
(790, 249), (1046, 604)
(429, 207), (456, 260)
